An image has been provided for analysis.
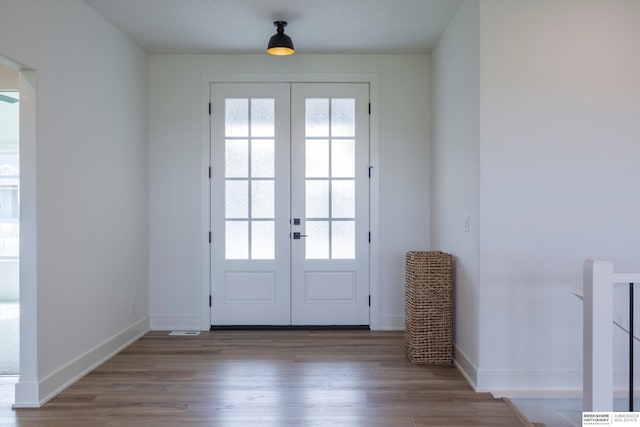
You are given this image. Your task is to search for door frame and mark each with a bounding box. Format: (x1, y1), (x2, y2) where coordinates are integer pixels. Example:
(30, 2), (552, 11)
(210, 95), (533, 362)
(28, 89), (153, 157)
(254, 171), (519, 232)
(199, 73), (380, 330)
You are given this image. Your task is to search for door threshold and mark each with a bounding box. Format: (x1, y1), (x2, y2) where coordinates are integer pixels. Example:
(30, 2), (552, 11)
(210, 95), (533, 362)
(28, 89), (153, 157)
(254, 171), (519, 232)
(210, 325), (370, 331)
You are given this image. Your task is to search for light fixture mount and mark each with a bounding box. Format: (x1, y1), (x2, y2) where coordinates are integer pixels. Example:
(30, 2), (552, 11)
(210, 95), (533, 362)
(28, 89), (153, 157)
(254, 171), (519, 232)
(267, 20), (295, 56)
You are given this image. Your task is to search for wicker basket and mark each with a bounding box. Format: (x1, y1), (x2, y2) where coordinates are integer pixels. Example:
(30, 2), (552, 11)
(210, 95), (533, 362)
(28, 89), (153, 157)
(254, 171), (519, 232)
(405, 251), (453, 364)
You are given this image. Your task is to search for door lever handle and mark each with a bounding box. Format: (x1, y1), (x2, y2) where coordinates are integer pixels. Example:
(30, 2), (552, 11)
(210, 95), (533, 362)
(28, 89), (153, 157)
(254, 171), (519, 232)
(292, 232), (308, 240)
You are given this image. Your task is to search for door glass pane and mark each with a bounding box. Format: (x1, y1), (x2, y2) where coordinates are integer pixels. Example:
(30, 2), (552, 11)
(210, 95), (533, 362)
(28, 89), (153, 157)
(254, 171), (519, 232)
(224, 96), (278, 261)
(226, 221), (248, 259)
(251, 140), (274, 178)
(305, 221), (329, 259)
(225, 181), (248, 218)
(305, 99), (329, 137)
(251, 181), (274, 218)
(225, 139), (248, 178)
(331, 140), (355, 178)
(331, 99), (355, 137)
(331, 181), (355, 218)
(225, 99), (248, 137)
(303, 94), (361, 262)
(251, 99), (275, 137)
(332, 221), (355, 259)
(305, 180), (329, 218)
(251, 221), (274, 259)
(305, 140), (329, 178)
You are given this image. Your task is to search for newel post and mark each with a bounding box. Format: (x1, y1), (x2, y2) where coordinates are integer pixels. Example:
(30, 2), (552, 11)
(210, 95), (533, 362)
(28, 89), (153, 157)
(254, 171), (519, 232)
(583, 260), (614, 411)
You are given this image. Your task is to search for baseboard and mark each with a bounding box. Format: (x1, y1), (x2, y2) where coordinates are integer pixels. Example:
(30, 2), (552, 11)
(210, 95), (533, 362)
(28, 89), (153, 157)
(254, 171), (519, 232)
(493, 388), (640, 400)
(477, 368), (636, 394)
(150, 314), (202, 331)
(13, 380), (40, 408)
(377, 314), (404, 331)
(491, 390), (582, 399)
(452, 348), (584, 396)
(453, 344), (478, 390)
(476, 368), (582, 393)
(453, 357), (636, 398)
(486, 366), (640, 399)
(14, 317), (149, 408)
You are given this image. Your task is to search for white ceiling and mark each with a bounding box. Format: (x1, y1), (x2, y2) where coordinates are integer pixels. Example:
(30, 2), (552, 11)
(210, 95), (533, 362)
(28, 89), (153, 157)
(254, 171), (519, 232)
(83, 0), (462, 54)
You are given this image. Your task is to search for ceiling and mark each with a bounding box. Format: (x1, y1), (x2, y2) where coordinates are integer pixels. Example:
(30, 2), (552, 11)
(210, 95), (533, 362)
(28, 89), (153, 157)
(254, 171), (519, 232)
(83, 0), (462, 54)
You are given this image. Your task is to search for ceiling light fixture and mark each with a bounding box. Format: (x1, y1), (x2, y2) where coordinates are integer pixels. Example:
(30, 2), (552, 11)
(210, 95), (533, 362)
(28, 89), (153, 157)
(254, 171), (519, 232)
(267, 21), (295, 56)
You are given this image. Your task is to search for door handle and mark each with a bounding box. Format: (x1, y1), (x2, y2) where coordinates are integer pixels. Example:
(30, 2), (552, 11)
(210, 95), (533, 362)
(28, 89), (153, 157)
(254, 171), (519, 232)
(292, 232), (308, 239)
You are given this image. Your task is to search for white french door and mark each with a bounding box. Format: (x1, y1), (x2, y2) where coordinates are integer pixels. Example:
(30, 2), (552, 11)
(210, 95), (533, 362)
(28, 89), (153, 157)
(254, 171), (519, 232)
(210, 82), (369, 326)
(290, 83), (370, 325)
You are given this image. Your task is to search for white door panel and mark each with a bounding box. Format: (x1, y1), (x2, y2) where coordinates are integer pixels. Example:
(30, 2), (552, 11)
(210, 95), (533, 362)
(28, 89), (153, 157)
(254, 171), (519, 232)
(290, 83), (370, 325)
(211, 83), (291, 325)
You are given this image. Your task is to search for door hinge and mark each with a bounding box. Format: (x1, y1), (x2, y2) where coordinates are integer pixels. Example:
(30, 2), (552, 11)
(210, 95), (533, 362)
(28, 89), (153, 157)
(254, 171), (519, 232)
(368, 166), (373, 178)
(209, 295), (212, 307)
(208, 102), (211, 115)
(208, 231), (212, 243)
(208, 166), (211, 179)
(368, 295), (371, 307)
(368, 231), (371, 243)
(368, 103), (371, 115)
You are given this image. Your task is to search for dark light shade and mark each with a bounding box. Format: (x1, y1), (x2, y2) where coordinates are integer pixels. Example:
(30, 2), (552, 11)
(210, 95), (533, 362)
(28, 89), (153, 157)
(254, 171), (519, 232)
(267, 21), (295, 56)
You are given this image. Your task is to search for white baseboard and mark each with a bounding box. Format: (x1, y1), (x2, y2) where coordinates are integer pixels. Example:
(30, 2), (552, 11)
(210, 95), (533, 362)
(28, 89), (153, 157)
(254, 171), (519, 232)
(492, 389), (582, 399)
(150, 314), (203, 331)
(13, 380), (40, 408)
(477, 368), (582, 393)
(377, 314), (404, 331)
(493, 388), (640, 400)
(484, 367), (640, 397)
(452, 345), (586, 397)
(13, 317), (149, 408)
(453, 344), (478, 390)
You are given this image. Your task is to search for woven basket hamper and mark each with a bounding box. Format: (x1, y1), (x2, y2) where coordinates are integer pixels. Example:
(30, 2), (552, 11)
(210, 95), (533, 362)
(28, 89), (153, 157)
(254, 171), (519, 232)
(405, 251), (453, 364)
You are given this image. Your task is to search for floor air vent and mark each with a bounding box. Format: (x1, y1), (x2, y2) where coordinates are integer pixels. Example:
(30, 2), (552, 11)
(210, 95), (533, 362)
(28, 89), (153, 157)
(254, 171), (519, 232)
(169, 331), (201, 336)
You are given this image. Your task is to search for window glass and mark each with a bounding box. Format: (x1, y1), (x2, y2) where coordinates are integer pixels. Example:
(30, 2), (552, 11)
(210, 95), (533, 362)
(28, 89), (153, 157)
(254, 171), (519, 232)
(0, 91), (19, 258)
(225, 99), (248, 137)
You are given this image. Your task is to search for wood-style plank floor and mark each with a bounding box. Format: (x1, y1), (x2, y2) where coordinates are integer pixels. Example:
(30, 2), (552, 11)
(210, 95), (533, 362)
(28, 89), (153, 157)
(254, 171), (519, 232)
(2, 331), (526, 426)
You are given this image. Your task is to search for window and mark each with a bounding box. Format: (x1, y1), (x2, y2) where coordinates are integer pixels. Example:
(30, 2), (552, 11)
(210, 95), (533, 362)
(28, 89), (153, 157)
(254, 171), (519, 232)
(0, 91), (19, 258)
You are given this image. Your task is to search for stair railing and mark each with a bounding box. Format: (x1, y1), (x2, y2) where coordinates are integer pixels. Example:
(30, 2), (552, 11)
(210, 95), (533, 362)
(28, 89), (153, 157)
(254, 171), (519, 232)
(583, 260), (638, 411)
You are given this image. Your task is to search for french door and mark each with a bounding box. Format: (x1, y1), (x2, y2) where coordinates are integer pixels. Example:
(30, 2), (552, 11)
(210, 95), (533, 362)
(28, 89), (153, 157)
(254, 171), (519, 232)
(210, 82), (369, 326)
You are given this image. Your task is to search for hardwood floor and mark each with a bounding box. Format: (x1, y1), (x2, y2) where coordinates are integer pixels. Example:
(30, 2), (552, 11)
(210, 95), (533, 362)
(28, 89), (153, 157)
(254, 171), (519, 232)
(2, 331), (526, 426)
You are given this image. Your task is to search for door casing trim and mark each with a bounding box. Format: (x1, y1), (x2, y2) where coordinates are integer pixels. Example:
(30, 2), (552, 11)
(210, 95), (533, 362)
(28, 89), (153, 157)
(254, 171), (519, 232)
(199, 73), (380, 330)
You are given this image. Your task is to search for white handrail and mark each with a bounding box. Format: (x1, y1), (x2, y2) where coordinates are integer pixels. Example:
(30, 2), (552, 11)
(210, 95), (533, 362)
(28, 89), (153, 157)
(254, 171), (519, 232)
(583, 260), (640, 411)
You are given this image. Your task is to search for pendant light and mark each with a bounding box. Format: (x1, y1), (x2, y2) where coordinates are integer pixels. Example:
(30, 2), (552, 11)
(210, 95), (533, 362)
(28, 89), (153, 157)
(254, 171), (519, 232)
(267, 21), (295, 56)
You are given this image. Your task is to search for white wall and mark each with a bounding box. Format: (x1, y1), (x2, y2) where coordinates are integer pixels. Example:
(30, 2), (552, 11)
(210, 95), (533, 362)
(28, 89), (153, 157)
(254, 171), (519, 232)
(0, 0), (149, 406)
(431, 0), (480, 386)
(432, 0), (640, 406)
(148, 54), (431, 330)
(478, 0), (640, 393)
